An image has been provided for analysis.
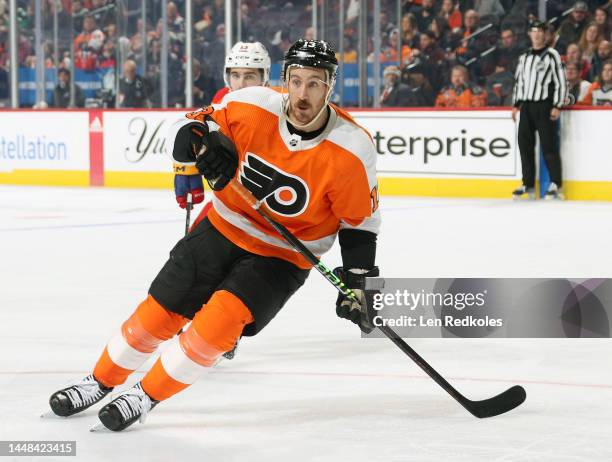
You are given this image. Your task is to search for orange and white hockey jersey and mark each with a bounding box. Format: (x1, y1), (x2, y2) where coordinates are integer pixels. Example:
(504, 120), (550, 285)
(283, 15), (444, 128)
(168, 86), (380, 269)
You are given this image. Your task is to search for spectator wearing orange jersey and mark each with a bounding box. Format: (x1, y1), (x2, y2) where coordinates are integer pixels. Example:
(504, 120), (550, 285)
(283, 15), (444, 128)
(580, 60), (612, 105)
(435, 65), (488, 107)
(377, 29), (412, 64)
(74, 15), (96, 51)
(438, 0), (462, 32)
(566, 61), (591, 104)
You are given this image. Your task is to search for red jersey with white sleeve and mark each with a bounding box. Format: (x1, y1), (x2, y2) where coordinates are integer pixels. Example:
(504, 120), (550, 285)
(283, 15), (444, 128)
(211, 87), (230, 104)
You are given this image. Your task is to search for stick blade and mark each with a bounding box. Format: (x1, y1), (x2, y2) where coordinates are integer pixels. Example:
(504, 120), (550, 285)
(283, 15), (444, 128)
(467, 385), (527, 418)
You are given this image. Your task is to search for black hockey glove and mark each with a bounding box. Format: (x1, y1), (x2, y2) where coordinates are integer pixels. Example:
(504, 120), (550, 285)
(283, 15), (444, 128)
(333, 267), (379, 334)
(195, 128), (239, 191)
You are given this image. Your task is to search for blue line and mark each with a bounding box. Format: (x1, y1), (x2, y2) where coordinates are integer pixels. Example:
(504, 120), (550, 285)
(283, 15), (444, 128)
(0, 219), (183, 232)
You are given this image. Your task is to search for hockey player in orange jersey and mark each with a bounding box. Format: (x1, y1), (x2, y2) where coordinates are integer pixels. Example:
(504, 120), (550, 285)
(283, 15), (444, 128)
(47, 39), (381, 432)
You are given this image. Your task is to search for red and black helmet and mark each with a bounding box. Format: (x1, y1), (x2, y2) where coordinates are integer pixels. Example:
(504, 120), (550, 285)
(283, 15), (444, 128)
(282, 39), (338, 82)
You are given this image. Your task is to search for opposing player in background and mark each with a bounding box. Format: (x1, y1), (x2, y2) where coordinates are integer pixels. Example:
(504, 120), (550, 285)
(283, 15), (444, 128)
(47, 39), (380, 432)
(174, 42), (271, 221)
(211, 41), (271, 104)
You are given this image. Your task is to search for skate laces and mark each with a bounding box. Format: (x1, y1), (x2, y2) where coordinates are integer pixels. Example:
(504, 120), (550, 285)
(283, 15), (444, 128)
(62, 375), (106, 409)
(111, 384), (154, 424)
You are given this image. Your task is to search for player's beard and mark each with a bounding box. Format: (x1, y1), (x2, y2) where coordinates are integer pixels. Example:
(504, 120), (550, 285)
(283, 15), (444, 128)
(293, 99), (315, 124)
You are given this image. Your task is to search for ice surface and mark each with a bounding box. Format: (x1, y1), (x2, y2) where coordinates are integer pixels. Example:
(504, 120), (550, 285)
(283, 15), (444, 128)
(1, 186), (611, 461)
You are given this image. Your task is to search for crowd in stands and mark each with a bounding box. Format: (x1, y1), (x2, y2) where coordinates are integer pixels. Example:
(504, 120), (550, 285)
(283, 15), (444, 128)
(377, 0), (612, 107)
(0, 0), (610, 107)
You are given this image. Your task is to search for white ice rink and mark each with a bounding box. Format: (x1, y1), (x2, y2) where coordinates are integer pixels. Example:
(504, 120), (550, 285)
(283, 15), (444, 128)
(1, 186), (612, 462)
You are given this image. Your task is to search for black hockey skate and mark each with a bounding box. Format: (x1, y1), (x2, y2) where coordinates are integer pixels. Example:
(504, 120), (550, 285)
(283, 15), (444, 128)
(48, 374), (113, 417)
(512, 185), (535, 200)
(95, 383), (158, 432)
(544, 182), (564, 200)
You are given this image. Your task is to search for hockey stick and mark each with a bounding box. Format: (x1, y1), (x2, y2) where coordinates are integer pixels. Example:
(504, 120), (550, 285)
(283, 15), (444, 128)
(185, 192), (193, 236)
(177, 193), (194, 337)
(230, 180), (526, 419)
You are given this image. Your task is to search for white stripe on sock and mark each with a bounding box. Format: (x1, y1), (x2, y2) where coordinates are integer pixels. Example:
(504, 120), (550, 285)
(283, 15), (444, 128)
(160, 337), (211, 385)
(107, 332), (153, 370)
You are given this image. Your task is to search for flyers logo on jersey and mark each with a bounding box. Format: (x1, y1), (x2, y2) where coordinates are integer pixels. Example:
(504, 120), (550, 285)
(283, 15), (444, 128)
(240, 153), (310, 217)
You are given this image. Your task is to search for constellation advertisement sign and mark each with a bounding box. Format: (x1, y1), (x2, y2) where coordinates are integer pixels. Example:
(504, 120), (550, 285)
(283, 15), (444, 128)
(0, 112), (89, 172)
(363, 278), (612, 338)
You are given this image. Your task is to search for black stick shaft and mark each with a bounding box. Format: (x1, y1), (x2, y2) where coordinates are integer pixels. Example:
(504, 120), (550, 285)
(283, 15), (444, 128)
(377, 324), (470, 408)
(185, 193), (193, 236)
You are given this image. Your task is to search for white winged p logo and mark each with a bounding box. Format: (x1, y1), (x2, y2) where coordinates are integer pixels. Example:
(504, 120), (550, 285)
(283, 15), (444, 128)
(240, 153), (310, 217)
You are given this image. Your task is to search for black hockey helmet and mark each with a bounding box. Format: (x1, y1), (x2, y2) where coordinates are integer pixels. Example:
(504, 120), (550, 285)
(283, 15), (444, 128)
(282, 39), (338, 82)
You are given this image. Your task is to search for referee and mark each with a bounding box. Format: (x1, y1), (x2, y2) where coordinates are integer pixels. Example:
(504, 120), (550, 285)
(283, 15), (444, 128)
(512, 20), (568, 200)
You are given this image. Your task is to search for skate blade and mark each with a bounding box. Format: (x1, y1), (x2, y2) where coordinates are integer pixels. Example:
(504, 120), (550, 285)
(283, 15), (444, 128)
(89, 422), (110, 433)
(40, 410), (60, 419)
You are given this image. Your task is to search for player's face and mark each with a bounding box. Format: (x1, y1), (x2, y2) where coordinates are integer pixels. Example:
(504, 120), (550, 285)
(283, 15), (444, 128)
(287, 67), (329, 126)
(228, 68), (263, 91)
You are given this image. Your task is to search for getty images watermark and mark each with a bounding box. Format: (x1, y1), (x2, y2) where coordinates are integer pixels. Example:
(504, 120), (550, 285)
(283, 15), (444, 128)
(363, 278), (612, 338)
(371, 289), (502, 329)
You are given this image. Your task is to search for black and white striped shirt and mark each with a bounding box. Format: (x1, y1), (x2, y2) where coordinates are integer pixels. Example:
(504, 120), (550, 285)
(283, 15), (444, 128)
(512, 47), (568, 108)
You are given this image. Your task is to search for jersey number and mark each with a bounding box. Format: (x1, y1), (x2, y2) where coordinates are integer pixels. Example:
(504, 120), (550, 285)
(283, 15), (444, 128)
(370, 185), (379, 213)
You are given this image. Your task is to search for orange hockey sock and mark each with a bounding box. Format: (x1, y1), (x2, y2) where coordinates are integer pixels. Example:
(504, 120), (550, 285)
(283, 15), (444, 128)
(141, 290), (253, 401)
(93, 295), (188, 388)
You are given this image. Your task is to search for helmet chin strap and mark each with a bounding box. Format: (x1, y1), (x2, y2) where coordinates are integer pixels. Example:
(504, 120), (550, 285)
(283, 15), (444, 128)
(282, 68), (335, 132)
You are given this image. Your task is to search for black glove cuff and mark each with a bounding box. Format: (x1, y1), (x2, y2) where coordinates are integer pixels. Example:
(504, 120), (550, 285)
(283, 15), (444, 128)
(333, 266), (379, 290)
